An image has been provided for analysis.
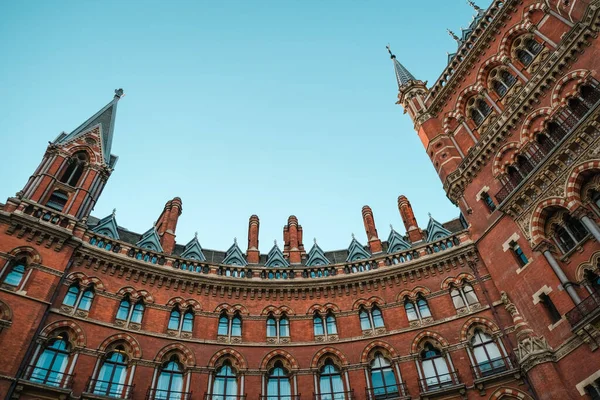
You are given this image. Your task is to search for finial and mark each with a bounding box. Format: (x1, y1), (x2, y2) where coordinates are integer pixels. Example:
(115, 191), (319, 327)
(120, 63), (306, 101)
(112, 208), (116, 216)
(351, 233), (355, 240)
(467, 0), (482, 11)
(274, 239), (277, 247)
(390, 224), (394, 231)
(447, 29), (461, 43)
(194, 231), (198, 238)
(386, 44), (396, 59)
(234, 237), (237, 245)
(314, 237), (317, 245)
(114, 88), (124, 99)
(428, 212), (432, 218)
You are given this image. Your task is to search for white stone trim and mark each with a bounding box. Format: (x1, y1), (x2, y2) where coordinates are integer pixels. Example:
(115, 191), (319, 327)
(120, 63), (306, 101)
(532, 285), (552, 304)
(502, 233), (521, 252)
(475, 186), (491, 203)
(576, 369), (600, 395)
(548, 316), (565, 331)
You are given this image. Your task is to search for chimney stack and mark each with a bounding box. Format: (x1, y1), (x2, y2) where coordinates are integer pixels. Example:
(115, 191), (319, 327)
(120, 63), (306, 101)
(247, 215), (260, 264)
(398, 195), (424, 243)
(156, 197), (183, 254)
(283, 215), (305, 264)
(362, 205), (383, 253)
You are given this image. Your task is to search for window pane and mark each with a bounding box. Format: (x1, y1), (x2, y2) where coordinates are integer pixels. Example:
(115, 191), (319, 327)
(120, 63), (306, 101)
(359, 310), (371, 330)
(463, 285), (478, 305)
(372, 308), (384, 328)
(218, 316), (229, 336)
(131, 303), (144, 323)
(63, 286), (79, 307)
(314, 315), (324, 336)
(451, 289), (465, 309)
(116, 300), (130, 320)
(4, 264), (25, 286)
(417, 299), (431, 318)
(182, 312), (194, 332)
(231, 316), (242, 336)
(279, 318), (290, 337)
(405, 302), (418, 321)
(267, 317), (277, 337)
(168, 310), (181, 330)
(326, 315), (337, 334)
(78, 289), (94, 311)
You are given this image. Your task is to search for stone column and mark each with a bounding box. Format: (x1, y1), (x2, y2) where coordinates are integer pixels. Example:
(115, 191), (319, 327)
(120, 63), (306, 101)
(538, 241), (582, 304)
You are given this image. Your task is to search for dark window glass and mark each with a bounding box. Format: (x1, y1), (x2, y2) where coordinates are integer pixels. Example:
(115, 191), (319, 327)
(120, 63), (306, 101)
(46, 190), (69, 212)
(539, 293), (561, 323)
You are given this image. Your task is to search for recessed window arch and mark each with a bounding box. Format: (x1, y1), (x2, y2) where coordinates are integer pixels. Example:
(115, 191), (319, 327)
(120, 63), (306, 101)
(115, 295), (145, 328)
(418, 343), (455, 392)
(153, 355), (186, 400)
(359, 305), (385, 332)
(313, 310), (338, 340)
(318, 359), (346, 400)
(29, 332), (73, 388)
(59, 151), (89, 187)
(512, 35), (542, 66)
(468, 329), (508, 378)
(468, 97), (492, 126)
(545, 210), (589, 253)
(450, 282), (479, 311)
(404, 295), (432, 323)
(168, 306), (194, 336)
(368, 352), (401, 399)
(62, 283), (95, 312)
(2, 258), (27, 288)
(217, 312), (243, 341)
(266, 360), (292, 400)
(212, 360), (239, 398)
(489, 67), (516, 98)
(90, 345), (131, 397)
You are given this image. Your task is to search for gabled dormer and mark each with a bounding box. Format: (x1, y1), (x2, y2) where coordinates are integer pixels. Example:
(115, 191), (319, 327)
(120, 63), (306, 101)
(306, 241), (330, 267)
(346, 236), (371, 262)
(387, 226), (411, 254)
(222, 240), (248, 266)
(136, 227), (164, 252)
(426, 215), (452, 242)
(265, 242), (289, 268)
(181, 234), (206, 261)
(91, 210), (120, 240)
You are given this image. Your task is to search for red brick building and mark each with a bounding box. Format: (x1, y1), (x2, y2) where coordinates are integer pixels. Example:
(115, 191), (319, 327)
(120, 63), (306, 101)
(1, 1), (600, 400)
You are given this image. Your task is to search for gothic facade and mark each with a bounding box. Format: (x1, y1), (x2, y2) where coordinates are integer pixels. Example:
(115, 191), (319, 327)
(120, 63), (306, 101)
(1, 1), (600, 400)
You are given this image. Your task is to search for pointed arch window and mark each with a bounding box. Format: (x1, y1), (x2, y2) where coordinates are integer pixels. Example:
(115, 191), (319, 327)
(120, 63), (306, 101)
(266, 361), (292, 400)
(115, 296), (144, 327)
(62, 284), (94, 311)
(319, 360), (345, 400)
(218, 313), (230, 336)
(212, 361), (238, 399)
(59, 152), (88, 187)
(154, 355), (185, 400)
(168, 308), (181, 331)
(91, 346), (130, 397)
(359, 305), (385, 332)
(490, 69), (517, 98)
(266, 313), (290, 341)
(29, 333), (72, 387)
(267, 314), (277, 338)
(405, 296), (432, 322)
(218, 312), (242, 341)
(515, 37), (542, 66)
(450, 283), (478, 311)
(167, 305), (195, 335)
(3, 259), (27, 288)
(419, 344), (453, 391)
(46, 190), (69, 212)
(469, 330), (507, 377)
(547, 212), (589, 253)
(469, 98), (491, 126)
(369, 353), (399, 399)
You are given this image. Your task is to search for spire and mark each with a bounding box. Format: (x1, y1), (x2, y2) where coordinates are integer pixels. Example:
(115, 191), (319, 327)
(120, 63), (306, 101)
(447, 29), (462, 45)
(386, 45), (416, 88)
(54, 88), (124, 167)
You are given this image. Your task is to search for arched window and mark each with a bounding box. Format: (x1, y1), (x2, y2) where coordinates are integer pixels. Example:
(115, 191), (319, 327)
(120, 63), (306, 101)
(405, 296), (432, 322)
(182, 310), (194, 333)
(218, 313), (229, 336)
(267, 314), (277, 338)
(3, 259), (26, 287)
(419, 343), (452, 391)
(319, 359), (345, 400)
(547, 212), (589, 253)
(372, 306), (384, 328)
(46, 190), (69, 212)
(404, 300), (418, 322)
(514, 37), (542, 66)
(469, 98), (491, 126)
(59, 152), (88, 187)
(115, 296), (144, 326)
(359, 308), (372, 330)
(92, 346), (129, 397)
(30, 333), (71, 387)
(231, 313), (242, 337)
(63, 284), (94, 311)
(369, 353), (399, 398)
(470, 330), (506, 377)
(585, 270), (600, 292)
(213, 361), (238, 399)
(314, 312), (325, 336)
(168, 307), (181, 331)
(325, 312), (337, 335)
(154, 355), (184, 400)
(450, 283), (478, 311)
(490, 68), (517, 98)
(279, 314), (290, 338)
(63, 285), (79, 307)
(267, 361), (291, 400)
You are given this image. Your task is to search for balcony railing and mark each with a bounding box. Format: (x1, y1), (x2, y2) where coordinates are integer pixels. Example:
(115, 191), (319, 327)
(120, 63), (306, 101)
(146, 388), (192, 400)
(85, 378), (135, 399)
(205, 395), (247, 400)
(23, 365), (74, 389)
(566, 290), (600, 327)
(418, 371), (461, 393)
(470, 356), (514, 380)
(365, 382), (409, 399)
(313, 390), (355, 400)
(495, 90), (600, 204)
(259, 396), (301, 400)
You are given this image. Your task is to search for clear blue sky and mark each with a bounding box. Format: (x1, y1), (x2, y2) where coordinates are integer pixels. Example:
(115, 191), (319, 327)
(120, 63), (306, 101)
(0, 0), (490, 253)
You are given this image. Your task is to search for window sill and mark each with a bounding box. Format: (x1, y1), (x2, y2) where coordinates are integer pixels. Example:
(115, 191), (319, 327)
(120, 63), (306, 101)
(516, 262), (531, 275)
(548, 316), (566, 331)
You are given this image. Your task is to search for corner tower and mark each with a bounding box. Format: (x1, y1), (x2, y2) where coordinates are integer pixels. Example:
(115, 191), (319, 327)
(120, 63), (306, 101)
(15, 89), (124, 220)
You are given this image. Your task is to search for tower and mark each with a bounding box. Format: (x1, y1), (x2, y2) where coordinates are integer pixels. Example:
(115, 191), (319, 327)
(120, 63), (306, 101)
(15, 89), (123, 220)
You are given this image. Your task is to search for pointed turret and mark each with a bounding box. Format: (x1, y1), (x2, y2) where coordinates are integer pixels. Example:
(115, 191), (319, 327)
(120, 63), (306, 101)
(387, 45), (416, 89)
(54, 88), (124, 167)
(17, 89), (125, 220)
